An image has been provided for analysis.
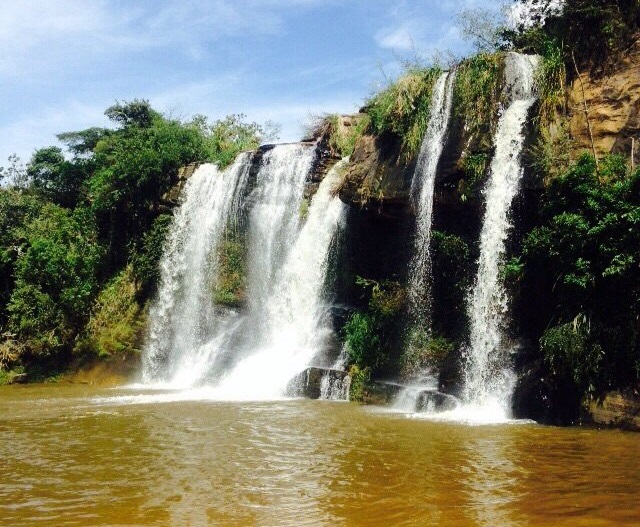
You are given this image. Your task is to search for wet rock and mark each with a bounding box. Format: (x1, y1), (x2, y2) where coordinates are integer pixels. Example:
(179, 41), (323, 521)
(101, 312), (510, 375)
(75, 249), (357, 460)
(286, 367), (349, 399)
(415, 390), (458, 412)
(583, 391), (640, 432)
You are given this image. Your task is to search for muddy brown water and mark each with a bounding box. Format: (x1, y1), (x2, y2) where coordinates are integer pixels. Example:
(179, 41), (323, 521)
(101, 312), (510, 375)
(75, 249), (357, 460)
(1, 384), (639, 526)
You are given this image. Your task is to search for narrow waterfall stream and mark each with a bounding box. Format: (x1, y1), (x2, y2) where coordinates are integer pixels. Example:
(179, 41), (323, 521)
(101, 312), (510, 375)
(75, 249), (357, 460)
(407, 70), (456, 328)
(461, 53), (540, 418)
(393, 71), (456, 411)
(142, 155), (251, 385)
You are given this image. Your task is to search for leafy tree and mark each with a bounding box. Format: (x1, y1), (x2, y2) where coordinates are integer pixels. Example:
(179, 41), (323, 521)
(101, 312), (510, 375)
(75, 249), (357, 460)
(521, 154), (640, 392)
(7, 205), (104, 362)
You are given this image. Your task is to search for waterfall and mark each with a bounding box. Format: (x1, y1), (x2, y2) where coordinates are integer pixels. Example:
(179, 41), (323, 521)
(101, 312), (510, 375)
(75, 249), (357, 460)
(407, 70), (456, 328)
(215, 158), (348, 399)
(142, 155), (251, 384)
(462, 53), (540, 414)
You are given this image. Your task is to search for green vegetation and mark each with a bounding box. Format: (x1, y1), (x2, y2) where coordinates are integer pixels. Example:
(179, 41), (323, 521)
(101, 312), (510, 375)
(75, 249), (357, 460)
(347, 364), (370, 402)
(365, 66), (442, 161)
(520, 154), (640, 394)
(343, 277), (406, 374)
(212, 234), (247, 308)
(0, 100), (264, 380)
(457, 152), (489, 201)
(401, 329), (455, 379)
(74, 266), (145, 360)
(325, 114), (370, 158)
(534, 38), (567, 125)
(453, 53), (502, 144)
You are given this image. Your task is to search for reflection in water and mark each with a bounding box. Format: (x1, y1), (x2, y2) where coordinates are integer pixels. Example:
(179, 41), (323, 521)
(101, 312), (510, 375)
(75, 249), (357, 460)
(461, 431), (525, 527)
(1, 385), (640, 527)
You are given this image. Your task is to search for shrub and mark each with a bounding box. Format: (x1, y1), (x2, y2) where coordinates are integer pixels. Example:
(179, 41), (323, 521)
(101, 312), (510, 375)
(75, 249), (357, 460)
(365, 66), (443, 162)
(401, 329), (455, 379)
(348, 364), (370, 402)
(212, 236), (247, 308)
(453, 53), (502, 142)
(74, 266), (145, 359)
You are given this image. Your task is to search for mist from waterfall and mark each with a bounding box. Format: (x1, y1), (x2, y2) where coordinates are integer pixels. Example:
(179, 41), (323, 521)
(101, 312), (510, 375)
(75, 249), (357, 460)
(461, 53), (540, 418)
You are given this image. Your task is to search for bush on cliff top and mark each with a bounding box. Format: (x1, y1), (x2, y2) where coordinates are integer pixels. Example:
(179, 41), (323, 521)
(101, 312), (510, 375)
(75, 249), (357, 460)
(365, 66), (443, 162)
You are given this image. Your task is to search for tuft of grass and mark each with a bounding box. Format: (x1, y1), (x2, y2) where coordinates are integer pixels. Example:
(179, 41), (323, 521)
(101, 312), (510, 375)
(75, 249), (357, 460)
(453, 53), (502, 140)
(535, 38), (567, 126)
(365, 66), (443, 162)
(325, 114), (370, 158)
(212, 235), (247, 308)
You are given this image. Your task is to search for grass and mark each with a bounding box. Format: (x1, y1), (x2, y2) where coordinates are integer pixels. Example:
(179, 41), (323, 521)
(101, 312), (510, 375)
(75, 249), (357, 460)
(325, 114), (370, 158)
(365, 66), (443, 162)
(212, 235), (247, 308)
(535, 38), (567, 126)
(453, 53), (502, 142)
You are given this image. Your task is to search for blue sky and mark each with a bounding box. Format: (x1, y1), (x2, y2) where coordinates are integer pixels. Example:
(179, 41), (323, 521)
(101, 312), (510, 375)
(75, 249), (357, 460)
(0, 0), (495, 165)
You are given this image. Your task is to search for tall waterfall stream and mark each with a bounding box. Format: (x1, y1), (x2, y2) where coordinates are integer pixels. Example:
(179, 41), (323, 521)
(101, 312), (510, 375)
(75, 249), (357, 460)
(461, 53), (540, 419)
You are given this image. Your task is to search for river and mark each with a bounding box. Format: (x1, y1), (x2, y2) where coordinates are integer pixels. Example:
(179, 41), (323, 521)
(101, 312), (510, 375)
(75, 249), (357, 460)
(1, 385), (639, 526)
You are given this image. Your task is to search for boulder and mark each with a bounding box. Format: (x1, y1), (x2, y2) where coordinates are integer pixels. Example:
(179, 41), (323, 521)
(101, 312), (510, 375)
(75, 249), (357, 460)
(583, 391), (640, 432)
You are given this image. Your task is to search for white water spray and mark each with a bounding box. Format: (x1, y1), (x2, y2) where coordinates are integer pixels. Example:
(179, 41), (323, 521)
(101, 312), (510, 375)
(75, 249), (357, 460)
(216, 158), (348, 399)
(142, 156), (251, 384)
(462, 53), (540, 418)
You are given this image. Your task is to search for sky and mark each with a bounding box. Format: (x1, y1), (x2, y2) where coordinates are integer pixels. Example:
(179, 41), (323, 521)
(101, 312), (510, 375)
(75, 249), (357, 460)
(0, 0), (500, 165)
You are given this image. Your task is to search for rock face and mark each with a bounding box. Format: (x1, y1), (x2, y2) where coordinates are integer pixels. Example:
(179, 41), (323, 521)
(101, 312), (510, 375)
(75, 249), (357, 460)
(584, 391), (640, 431)
(286, 367), (350, 399)
(568, 37), (640, 164)
(337, 132), (414, 218)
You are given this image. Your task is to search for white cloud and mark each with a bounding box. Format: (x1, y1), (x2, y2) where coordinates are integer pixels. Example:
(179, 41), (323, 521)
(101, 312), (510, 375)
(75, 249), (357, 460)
(375, 26), (415, 51)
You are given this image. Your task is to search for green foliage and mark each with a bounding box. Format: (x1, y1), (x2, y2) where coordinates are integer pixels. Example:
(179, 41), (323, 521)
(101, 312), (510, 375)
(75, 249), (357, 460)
(347, 364), (370, 402)
(74, 266), (144, 359)
(365, 66), (442, 161)
(130, 213), (172, 299)
(105, 99), (158, 128)
(57, 127), (111, 157)
(430, 231), (472, 339)
(454, 53), (502, 142)
(535, 37), (567, 124)
(344, 312), (382, 369)
(27, 146), (89, 207)
(325, 114), (370, 158)
(529, 122), (574, 182)
(7, 205), (104, 359)
(212, 235), (247, 308)
(541, 316), (602, 390)
(506, 0), (640, 73)
(401, 328), (454, 379)
(192, 113), (263, 168)
(458, 153), (489, 201)
(522, 153), (640, 391)
(343, 278), (407, 374)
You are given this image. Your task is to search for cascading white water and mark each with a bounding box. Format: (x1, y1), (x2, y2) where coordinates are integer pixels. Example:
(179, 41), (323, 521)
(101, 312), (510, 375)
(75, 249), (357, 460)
(462, 53), (540, 416)
(407, 70), (456, 327)
(142, 155), (251, 385)
(215, 158), (348, 399)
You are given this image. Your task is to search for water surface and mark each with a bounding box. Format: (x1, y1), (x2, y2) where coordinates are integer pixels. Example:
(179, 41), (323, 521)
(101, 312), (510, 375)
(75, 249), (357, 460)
(1, 385), (639, 526)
